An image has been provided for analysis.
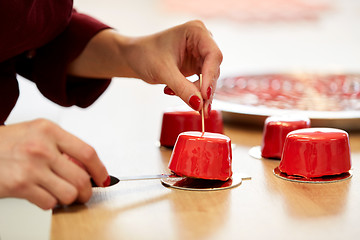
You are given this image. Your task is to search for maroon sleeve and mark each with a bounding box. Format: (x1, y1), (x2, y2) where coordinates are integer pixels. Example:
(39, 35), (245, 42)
(16, 10), (112, 108)
(0, 59), (18, 125)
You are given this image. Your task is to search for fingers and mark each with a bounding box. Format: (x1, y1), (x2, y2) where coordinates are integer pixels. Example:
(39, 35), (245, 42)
(15, 162), (87, 210)
(161, 66), (203, 112)
(51, 124), (110, 188)
(201, 55), (221, 118)
(63, 153), (86, 170)
(163, 75), (211, 117)
(201, 52), (222, 98)
(196, 23), (223, 118)
(181, 20), (222, 99)
(163, 20), (222, 118)
(0, 119), (108, 209)
(164, 86), (176, 95)
(9, 149), (92, 208)
(7, 164), (65, 210)
(39, 168), (79, 205)
(49, 154), (92, 203)
(21, 185), (57, 210)
(30, 120), (108, 205)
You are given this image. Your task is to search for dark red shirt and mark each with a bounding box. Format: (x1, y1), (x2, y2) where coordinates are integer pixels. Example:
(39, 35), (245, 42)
(0, 0), (111, 124)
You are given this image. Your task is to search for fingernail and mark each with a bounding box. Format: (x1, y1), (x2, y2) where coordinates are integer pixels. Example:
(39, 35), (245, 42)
(207, 86), (212, 99)
(102, 175), (111, 187)
(189, 95), (201, 111)
(164, 86), (176, 95)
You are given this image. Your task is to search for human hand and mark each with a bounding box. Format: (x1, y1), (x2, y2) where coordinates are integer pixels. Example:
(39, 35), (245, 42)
(67, 20), (222, 117)
(122, 20), (223, 117)
(0, 119), (110, 210)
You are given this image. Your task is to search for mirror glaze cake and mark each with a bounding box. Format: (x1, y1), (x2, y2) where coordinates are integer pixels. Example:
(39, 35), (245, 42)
(168, 131), (232, 181)
(261, 115), (311, 159)
(279, 128), (351, 178)
(160, 109), (224, 147)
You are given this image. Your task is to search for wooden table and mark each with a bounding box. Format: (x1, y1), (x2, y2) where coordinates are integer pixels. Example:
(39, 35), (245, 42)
(51, 79), (360, 240)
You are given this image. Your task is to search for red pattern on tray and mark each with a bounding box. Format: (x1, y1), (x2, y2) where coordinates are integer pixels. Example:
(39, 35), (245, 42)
(215, 73), (360, 111)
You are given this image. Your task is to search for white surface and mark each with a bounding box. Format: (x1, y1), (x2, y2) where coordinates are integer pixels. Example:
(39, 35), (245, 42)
(0, 198), (51, 240)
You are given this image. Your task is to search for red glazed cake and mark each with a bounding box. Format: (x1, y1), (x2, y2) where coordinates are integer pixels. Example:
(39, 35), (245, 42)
(279, 128), (351, 178)
(261, 115), (310, 159)
(160, 109), (224, 147)
(168, 131), (232, 181)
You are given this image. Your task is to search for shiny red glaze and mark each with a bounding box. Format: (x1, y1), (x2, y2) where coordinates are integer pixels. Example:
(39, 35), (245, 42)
(261, 115), (310, 159)
(279, 128), (351, 178)
(160, 110), (224, 147)
(168, 131), (232, 181)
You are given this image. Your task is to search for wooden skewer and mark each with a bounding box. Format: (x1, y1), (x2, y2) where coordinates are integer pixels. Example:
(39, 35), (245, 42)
(200, 74), (205, 133)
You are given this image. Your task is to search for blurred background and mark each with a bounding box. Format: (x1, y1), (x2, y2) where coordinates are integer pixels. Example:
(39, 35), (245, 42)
(69, 0), (360, 74)
(7, 0), (360, 133)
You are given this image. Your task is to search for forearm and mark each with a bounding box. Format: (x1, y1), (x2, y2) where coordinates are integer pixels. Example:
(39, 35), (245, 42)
(67, 20), (222, 115)
(67, 29), (138, 79)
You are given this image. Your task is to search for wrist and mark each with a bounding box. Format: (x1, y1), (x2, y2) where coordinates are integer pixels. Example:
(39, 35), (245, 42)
(113, 33), (140, 78)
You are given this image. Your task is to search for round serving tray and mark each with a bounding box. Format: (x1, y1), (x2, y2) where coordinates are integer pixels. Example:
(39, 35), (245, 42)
(161, 172), (243, 191)
(214, 73), (360, 130)
(273, 167), (352, 183)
